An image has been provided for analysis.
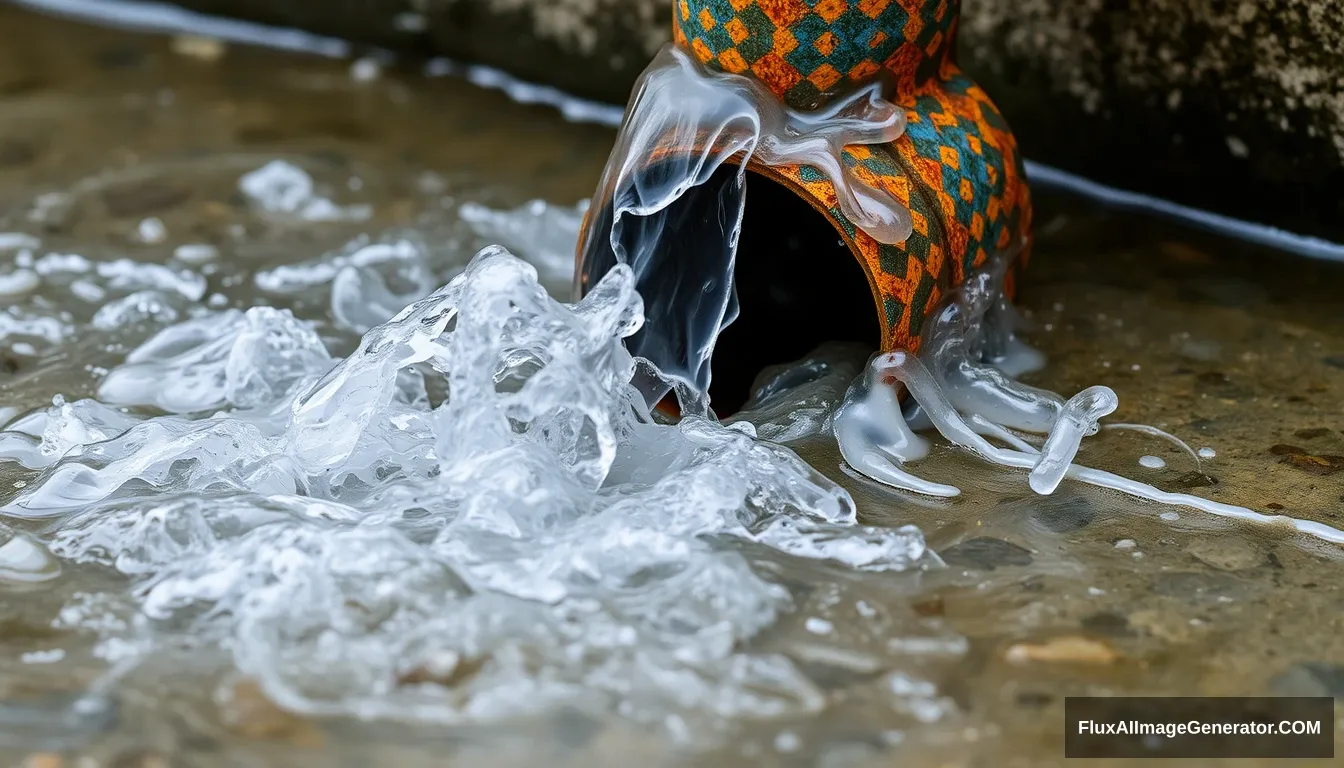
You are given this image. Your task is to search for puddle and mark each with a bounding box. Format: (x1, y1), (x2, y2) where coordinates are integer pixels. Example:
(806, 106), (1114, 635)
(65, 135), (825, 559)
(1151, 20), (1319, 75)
(1, 6), (1343, 768)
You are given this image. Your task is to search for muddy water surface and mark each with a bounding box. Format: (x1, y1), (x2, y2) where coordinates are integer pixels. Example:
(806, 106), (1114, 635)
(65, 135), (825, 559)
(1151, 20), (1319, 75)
(0, 7), (1342, 768)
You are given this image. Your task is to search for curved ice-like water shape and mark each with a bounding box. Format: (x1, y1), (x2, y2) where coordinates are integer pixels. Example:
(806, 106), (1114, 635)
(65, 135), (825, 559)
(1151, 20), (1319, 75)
(2, 247), (932, 733)
(849, 349), (1344, 545)
(832, 361), (957, 498)
(832, 249), (1344, 546)
(1029, 386), (1118, 495)
(582, 44), (908, 413)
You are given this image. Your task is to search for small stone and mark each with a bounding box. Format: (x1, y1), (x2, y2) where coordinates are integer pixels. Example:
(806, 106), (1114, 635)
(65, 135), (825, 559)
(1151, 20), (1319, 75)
(170, 35), (226, 62)
(1294, 427), (1333, 440)
(1004, 636), (1121, 665)
(940, 537), (1033, 571)
(1187, 538), (1262, 571)
(1080, 612), (1134, 638)
(911, 596), (944, 617)
(1172, 471), (1217, 488)
(1269, 444), (1344, 475)
(1029, 494), (1096, 533)
(1114, 539), (1137, 550)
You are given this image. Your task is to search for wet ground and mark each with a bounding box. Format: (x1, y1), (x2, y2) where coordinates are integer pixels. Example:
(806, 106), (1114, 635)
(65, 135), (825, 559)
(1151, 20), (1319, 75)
(0, 5), (1342, 767)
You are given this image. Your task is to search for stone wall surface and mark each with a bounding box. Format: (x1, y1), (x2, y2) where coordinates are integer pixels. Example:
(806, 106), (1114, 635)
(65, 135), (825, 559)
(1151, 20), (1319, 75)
(156, 0), (1344, 241)
(959, 0), (1344, 243)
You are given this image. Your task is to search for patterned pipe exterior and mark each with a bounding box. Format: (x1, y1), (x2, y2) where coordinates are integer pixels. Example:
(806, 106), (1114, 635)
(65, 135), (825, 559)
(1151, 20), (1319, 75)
(581, 0), (1032, 363)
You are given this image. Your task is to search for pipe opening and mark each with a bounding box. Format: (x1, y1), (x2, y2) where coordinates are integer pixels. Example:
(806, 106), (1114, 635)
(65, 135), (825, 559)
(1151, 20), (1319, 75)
(578, 162), (880, 416)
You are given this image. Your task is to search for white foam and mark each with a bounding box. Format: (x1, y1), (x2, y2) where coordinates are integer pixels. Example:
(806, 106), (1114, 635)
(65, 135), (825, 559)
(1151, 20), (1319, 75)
(0, 233), (41, 251)
(0, 270), (41, 296)
(239, 160), (371, 223)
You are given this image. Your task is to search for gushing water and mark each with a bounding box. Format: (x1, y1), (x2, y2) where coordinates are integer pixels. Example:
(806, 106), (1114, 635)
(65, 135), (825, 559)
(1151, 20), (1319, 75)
(2, 243), (929, 734)
(578, 45), (909, 412)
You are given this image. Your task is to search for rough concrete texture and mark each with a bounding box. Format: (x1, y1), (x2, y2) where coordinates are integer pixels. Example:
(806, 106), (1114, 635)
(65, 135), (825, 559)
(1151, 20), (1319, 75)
(420, 0), (664, 103)
(167, 0), (666, 103)
(958, 0), (1344, 242)
(160, 0), (1344, 240)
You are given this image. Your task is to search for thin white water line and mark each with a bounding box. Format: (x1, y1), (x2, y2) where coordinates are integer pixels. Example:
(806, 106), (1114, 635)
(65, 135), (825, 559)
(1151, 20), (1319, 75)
(6, 0), (351, 57)
(1023, 160), (1344, 263)
(5, 0), (628, 125)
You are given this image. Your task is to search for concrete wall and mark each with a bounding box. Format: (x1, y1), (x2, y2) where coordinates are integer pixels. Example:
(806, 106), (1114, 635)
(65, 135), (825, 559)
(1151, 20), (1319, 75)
(162, 0), (1344, 241)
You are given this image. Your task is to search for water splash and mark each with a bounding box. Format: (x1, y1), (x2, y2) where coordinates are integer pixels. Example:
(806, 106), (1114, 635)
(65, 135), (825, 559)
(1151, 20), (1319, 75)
(831, 258), (1344, 545)
(4, 247), (928, 735)
(579, 45), (909, 413)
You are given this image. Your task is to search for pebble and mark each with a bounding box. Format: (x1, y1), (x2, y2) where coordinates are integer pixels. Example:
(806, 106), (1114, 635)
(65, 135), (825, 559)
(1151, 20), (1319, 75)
(1139, 455), (1166, 469)
(1004, 636), (1121, 665)
(1197, 447), (1217, 459)
(1187, 537), (1263, 571)
(170, 35), (226, 62)
(1114, 539), (1137, 550)
(1029, 494), (1096, 533)
(940, 537), (1034, 571)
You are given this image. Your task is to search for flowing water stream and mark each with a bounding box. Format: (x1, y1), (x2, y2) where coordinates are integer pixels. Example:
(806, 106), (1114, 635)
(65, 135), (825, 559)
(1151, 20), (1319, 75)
(1, 7), (1343, 767)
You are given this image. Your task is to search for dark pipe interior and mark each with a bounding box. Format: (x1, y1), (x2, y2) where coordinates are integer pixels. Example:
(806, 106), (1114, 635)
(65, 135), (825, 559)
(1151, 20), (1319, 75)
(578, 162), (879, 415)
(709, 169), (879, 413)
